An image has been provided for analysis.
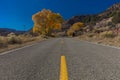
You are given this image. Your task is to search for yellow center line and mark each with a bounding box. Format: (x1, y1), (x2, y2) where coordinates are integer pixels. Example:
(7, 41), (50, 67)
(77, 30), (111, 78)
(60, 56), (68, 80)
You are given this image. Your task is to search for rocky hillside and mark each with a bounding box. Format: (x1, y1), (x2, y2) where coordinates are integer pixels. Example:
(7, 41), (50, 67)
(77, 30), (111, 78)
(99, 2), (120, 17)
(62, 2), (120, 31)
(62, 15), (99, 31)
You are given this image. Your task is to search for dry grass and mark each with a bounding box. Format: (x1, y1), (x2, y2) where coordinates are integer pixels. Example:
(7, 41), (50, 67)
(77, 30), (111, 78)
(99, 31), (116, 38)
(79, 31), (120, 47)
(0, 36), (8, 48)
(0, 33), (46, 53)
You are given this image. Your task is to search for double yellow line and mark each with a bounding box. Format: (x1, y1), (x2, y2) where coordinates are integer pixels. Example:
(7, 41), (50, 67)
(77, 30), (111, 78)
(60, 56), (68, 80)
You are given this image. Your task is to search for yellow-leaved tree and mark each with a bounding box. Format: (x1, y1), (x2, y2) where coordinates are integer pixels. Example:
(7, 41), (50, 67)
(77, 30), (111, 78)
(32, 9), (63, 36)
(67, 22), (84, 36)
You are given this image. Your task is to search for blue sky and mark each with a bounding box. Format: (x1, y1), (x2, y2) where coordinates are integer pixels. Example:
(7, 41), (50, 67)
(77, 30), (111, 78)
(0, 0), (120, 31)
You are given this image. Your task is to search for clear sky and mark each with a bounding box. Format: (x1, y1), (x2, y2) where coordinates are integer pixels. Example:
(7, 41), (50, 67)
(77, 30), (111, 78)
(0, 0), (120, 31)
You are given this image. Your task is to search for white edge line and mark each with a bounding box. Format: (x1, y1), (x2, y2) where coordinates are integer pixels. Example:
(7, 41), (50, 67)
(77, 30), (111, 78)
(0, 42), (40, 56)
(79, 39), (120, 50)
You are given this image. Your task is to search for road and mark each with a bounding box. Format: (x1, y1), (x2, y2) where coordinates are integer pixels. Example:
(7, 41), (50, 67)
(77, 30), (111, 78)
(0, 38), (120, 80)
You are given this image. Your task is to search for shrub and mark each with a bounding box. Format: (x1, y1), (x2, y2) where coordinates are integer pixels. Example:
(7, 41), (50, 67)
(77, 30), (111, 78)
(7, 33), (22, 44)
(18, 34), (35, 42)
(67, 29), (74, 36)
(100, 31), (116, 38)
(67, 22), (84, 37)
(112, 11), (120, 24)
(87, 33), (94, 37)
(0, 36), (7, 48)
(7, 36), (22, 44)
(71, 22), (84, 31)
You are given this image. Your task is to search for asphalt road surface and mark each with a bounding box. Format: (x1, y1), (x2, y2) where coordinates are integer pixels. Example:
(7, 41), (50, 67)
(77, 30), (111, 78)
(0, 38), (120, 80)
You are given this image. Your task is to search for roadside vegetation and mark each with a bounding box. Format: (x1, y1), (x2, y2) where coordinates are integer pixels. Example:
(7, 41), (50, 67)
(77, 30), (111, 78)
(78, 22), (120, 46)
(112, 10), (120, 24)
(67, 22), (84, 36)
(65, 4), (120, 47)
(0, 32), (46, 52)
(77, 16), (120, 46)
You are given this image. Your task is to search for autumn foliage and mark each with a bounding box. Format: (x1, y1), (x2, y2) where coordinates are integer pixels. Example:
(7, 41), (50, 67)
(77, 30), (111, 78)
(67, 22), (84, 36)
(32, 9), (63, 36)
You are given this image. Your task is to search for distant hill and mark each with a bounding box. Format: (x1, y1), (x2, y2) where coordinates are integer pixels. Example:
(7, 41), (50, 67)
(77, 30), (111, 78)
(62, 2), (120, 31)
(0, 28), (25, 36)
